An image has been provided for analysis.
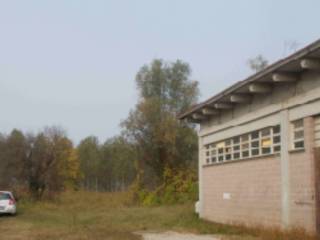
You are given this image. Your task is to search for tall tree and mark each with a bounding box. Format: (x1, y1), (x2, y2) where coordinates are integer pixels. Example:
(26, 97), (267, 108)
(0, 127), (80, 199)
(25, 127), (79, 198)
(121, 59), (199, 187)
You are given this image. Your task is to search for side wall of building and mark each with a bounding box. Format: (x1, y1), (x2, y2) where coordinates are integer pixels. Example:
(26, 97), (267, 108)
(199, 72), (320, 233)
(289, 117), (317, 232)
(201, 116), (318, 232)
(202, 155), (282, 228)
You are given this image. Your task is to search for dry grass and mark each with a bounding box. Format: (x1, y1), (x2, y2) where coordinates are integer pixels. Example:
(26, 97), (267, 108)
(0, 191), (318, 240)
(0, 191), (141, 240)
(219, 225), (318, 240)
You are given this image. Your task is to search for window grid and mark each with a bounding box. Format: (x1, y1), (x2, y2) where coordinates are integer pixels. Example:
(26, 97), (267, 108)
(292, 119), (304, 150)
(204, 125), (281, 165)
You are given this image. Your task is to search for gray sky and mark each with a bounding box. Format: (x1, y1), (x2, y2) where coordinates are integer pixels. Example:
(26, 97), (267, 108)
(0, 0), (320, 144)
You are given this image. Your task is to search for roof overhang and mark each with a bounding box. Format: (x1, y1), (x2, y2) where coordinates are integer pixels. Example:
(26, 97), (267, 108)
(178, 39), (320, 122)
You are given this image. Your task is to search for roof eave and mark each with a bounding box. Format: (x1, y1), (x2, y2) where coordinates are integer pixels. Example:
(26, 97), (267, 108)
(178, 38), (320, 121)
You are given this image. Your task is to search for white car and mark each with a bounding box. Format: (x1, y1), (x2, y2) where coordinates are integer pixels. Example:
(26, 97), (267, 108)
(0, 191), (17, 215)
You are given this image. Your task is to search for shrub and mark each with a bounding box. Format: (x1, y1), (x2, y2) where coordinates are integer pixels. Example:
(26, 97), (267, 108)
(140, 167), (198, 206)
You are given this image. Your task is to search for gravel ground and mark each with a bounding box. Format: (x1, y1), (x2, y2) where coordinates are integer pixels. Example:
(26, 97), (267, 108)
(139, 231), (220, 240)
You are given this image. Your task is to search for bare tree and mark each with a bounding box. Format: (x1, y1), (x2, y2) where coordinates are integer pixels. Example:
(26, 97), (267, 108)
(247, 55), (269, 73)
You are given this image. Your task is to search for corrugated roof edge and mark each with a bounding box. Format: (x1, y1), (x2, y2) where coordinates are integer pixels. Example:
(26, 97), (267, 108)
(178, 38), (320, 120)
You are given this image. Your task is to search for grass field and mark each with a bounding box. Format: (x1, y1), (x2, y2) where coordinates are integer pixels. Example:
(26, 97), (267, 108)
(0, 191), (317, 240)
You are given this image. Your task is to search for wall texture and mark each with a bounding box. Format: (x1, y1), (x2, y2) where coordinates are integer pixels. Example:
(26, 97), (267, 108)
(201, 116), (318, 233)
(288, 117), (316, 232)
(202, 155), (282, 228)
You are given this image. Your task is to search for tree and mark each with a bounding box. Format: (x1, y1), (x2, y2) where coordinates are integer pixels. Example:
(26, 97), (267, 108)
(78, 136), (101, 191)
(0, 127), (80, 199)
(63, 148), (81, 190)
(0, 129), (27, 189)
(77, 135), (137, 192)
(247, 55), (269, 72)
(100, 136), (137, 191)
(52, 133), (81, 191)
(121, 59), (199, 188)
(25, 127), (79, 199)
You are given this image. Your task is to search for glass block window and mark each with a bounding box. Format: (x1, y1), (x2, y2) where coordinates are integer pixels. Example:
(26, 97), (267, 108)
(292, 119), (304, 150)
(204, 125), (281, 165)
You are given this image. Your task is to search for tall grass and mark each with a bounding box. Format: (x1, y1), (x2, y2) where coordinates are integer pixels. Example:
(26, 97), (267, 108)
(0, 191), (317, 240)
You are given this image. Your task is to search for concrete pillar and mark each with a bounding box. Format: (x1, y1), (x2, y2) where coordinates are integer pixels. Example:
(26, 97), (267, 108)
(315, 147), (320, 234)
(280, 110), (290, 227)
(304, 117), (317, 232)
(198, 135), (204, 217)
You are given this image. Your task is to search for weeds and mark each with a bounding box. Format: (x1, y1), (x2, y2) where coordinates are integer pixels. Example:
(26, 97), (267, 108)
(0, 191), (317, 240)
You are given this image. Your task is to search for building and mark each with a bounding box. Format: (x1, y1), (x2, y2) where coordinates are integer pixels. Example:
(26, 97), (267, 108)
(179, 39), (320, 234)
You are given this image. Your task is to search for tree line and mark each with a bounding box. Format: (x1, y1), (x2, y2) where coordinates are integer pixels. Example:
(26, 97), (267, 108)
(0, 127), (80, 199)
(0, 59), (199, 200)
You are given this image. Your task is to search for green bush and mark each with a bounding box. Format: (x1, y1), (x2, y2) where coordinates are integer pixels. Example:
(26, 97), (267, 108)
(140, 167), (198, 206)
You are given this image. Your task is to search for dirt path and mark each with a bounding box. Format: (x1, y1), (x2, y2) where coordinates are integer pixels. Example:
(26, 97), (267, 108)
(139, 231), (220, 240)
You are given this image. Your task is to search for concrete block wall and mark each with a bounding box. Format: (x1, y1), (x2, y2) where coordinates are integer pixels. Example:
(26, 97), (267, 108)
(201, 116), (318, 233)
(202, 155), (282, 228)
(289, 117), (317, 232)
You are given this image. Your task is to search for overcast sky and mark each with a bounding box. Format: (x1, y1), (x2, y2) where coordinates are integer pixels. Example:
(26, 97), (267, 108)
(0, 0), (320, 144)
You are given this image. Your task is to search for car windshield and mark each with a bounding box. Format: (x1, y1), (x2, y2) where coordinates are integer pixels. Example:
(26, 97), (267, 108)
(0, 192), (11, 200)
